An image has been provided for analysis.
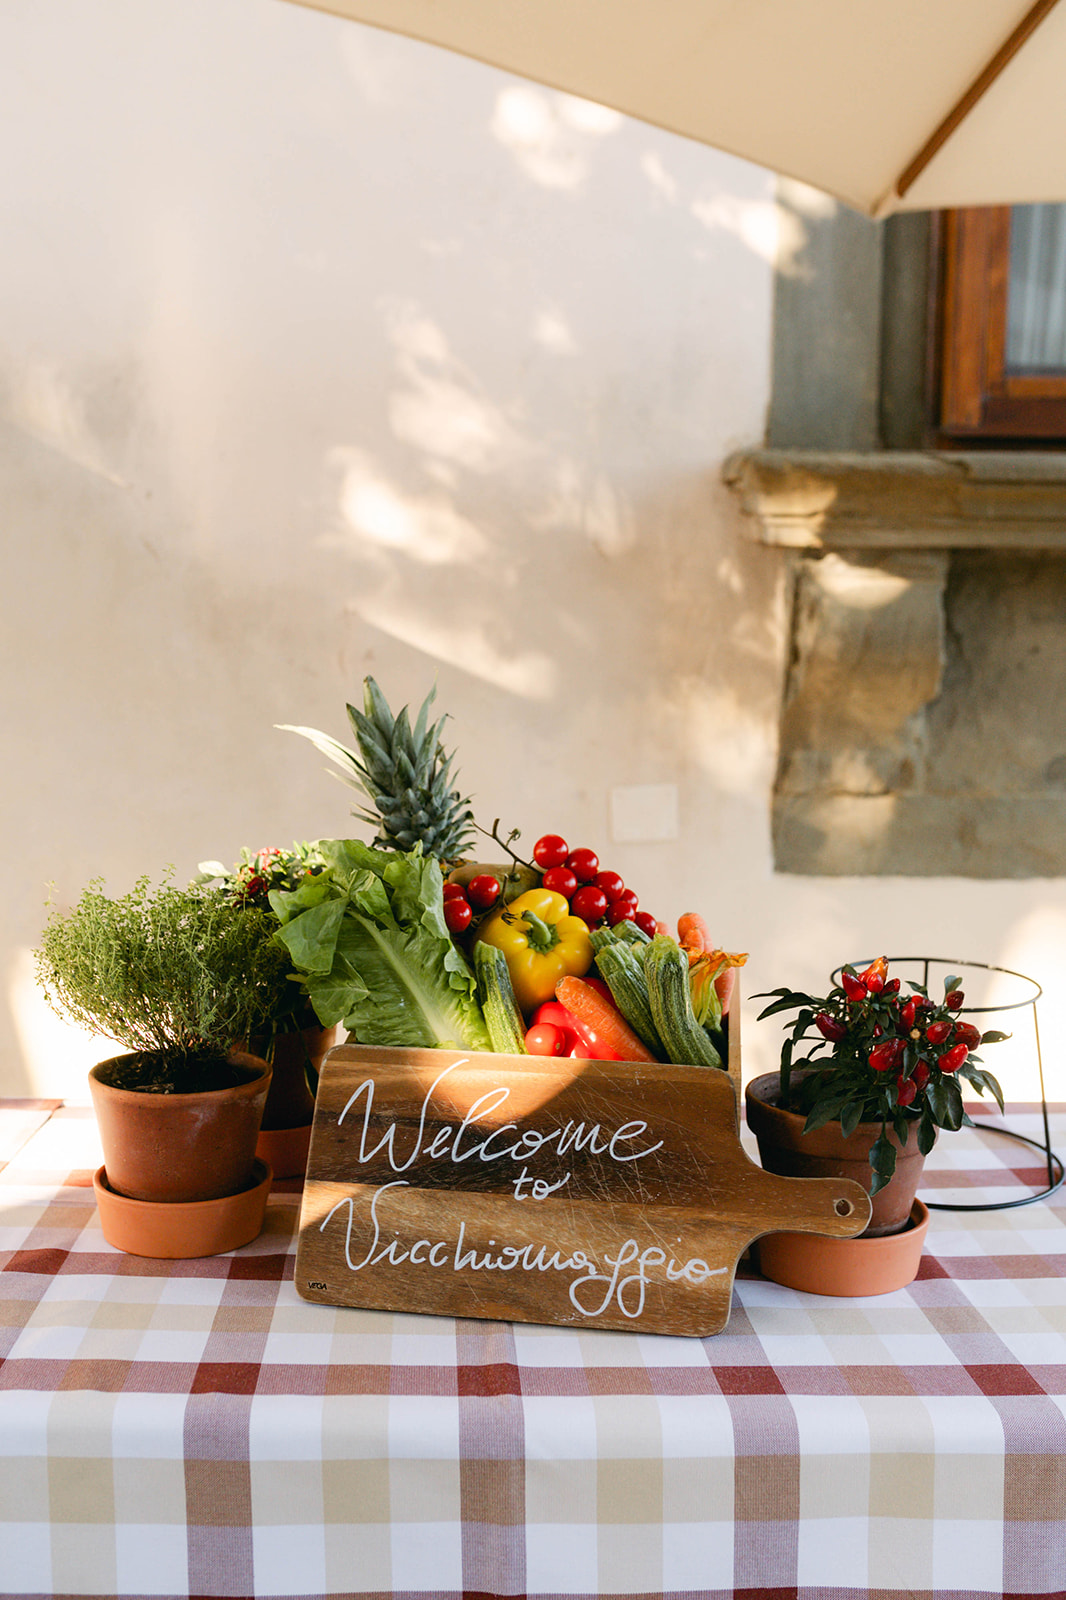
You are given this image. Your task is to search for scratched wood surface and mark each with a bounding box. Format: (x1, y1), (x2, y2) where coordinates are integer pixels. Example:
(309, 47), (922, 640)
(296, 1043), (872, 1336)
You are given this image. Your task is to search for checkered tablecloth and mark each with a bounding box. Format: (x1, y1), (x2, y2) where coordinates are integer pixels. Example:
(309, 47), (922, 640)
(1, 1099), (1064, 1600)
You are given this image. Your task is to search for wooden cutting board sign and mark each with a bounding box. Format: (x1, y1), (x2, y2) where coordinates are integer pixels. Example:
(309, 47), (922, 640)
(295, 1044), (872, 1336)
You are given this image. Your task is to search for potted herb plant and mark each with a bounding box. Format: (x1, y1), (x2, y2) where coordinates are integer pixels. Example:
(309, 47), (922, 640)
(196, 843), (338, 1176)
(35, 875), (293, 1256)
(748, 957), (1006, 1293)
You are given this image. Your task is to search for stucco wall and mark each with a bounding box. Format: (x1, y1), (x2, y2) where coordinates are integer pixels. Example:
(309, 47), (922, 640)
(4, 0), (1063, 1103)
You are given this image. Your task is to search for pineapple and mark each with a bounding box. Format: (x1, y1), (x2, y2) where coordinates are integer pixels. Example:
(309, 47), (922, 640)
(280, 678), (476, 861)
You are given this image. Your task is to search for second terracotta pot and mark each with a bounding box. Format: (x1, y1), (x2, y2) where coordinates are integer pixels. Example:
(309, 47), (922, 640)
(254, 1023), (338, 1179)
(89, 1050), (271, 1204)
(745, 1072), (929, 1237)
(258, 1023), (338, 1132)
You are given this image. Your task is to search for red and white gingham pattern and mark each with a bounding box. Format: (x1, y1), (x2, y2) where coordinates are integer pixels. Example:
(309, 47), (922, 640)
(1, 1100), (1063, 1600)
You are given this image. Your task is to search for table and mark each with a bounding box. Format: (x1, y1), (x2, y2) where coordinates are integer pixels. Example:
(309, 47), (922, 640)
(1, 1098), (1064, 1600)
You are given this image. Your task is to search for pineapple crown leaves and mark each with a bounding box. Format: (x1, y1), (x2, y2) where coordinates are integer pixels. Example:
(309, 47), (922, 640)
(278, 676), (475, 862)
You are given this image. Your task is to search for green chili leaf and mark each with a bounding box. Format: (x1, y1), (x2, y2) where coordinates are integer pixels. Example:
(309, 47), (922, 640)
(926, 1073), (964, 1130)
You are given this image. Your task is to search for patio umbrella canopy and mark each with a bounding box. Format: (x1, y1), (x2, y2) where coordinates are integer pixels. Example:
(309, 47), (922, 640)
(284, 0), (1066, 215)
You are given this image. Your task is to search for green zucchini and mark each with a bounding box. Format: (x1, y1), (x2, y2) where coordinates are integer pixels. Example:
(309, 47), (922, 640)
(473, 940), (528, 1055)
(643, 935), (724, 1069)
(593, 941), (666, 1058)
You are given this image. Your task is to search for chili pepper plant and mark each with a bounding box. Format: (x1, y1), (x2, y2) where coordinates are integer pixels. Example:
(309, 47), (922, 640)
(755, 957), (1007, 1194)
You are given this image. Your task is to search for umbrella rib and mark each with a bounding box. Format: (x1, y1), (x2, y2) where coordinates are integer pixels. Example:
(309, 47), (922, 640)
(895, 0), (1062, 201)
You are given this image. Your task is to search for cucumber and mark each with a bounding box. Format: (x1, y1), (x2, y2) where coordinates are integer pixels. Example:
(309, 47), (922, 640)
(590, 921), (651, 954)
(473, 941), (528, 1054)
(643, 935), (724, 1069)
(593, 941), (666, 1058)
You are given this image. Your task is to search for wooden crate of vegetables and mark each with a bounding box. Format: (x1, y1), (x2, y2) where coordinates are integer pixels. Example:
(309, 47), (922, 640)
(280, 681), (870, 1336)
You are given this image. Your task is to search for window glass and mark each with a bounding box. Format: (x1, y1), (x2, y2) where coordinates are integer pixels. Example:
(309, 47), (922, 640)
(1006, 203), (1066, 373)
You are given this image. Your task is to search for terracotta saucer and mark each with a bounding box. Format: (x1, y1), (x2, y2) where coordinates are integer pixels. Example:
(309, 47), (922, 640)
(93, 1159), (273, 1259)
(755, 1199), (930, 1296)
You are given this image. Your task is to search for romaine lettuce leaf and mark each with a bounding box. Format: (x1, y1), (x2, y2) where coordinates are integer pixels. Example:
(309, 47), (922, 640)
(272, 841), (490, 1050)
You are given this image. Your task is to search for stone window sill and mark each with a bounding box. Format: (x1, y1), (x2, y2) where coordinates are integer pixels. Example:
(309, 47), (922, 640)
(722, 449), (1066, 878)
(723, 448), (1066, 551)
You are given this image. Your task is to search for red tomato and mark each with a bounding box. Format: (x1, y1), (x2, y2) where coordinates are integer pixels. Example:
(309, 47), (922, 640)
(533, 834), (569, 869)
(565, 847), (599, 883)
(633, 911), (658, 938)
(524, 1023), (569, 1057)
(606, 901), (636, 927)
(571, 885), (609, 924)
(542, 865), (578, 899)
(530, 1001), (580, 1053)
(593, 870), (625, 902)
(444, 896), (472, 933)
(442, 881), (465, 901)
(466, 874), (502, 910)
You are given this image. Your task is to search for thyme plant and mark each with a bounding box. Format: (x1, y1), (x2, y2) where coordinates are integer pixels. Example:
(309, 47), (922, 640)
(35, 877), (294, 1088)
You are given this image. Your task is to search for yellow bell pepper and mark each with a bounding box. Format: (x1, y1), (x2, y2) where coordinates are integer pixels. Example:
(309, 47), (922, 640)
(479, 888), (594, 1014)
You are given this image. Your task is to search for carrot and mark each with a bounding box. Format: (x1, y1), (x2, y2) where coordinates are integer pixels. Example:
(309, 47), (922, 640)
(555, 976), (658, 1064)
(677, 912), (711, 964)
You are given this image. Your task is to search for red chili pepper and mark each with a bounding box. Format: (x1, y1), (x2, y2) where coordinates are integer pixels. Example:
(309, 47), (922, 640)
(912, 1061), (930, 1090)
(924, 1019), (952, 1046)
(815, 1012), (847, 1042)
(896, 1074), (917, 1107)
(938, 1043), (969, 1074)
(869, 1037), (905, 1072)
(945, 990), (965, 1011)
(899, 998), (917, 1030)
(954, 1021), (982, 1050)
(884, 977), (901, 994)
(841, 970), (867, 1001)
(860, 956), (889, 994)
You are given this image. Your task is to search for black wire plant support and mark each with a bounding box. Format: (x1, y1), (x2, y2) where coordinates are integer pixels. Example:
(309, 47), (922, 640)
(834, 957), (1064, 1213)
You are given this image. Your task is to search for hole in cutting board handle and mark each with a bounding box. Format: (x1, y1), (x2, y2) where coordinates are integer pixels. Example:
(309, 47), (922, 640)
(835, 1198), (855, 1216)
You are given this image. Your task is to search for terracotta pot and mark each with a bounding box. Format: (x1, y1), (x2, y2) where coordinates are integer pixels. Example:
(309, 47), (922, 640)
(756, 1199), (930, 1296)
(93, 1159), (272, 1258)
(88, 1050), (271, 1204)
(254, 1024), (338, 1179)
(258, 1024), (337, 1131)
(745, 1072), (929, 1237)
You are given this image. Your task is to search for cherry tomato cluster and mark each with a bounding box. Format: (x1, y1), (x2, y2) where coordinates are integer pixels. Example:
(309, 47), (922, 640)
(442, 873), (501, 934)
(532, 834), (658, 937)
